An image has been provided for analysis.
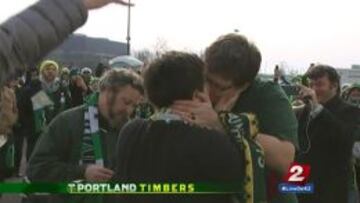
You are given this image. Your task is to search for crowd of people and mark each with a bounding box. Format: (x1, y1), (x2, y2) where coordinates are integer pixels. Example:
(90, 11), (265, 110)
(0, 0), (359, 203)
(0, 60), (107, 179)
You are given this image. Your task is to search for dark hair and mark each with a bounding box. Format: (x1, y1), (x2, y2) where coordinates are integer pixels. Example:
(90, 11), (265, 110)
(144, 51), (205, 108)
(99, 68), (144, 95)
(95, 63), (109, 78)
(24, 67), (39, 86)
(305, 64), (341, 95)
(205, 34), (262, 87)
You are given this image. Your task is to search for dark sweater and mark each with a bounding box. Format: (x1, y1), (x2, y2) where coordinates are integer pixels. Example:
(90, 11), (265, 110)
(111, 119), (244, 203)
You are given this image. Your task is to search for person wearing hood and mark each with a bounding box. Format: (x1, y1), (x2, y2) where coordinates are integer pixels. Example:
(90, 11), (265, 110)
(26, 69), (144, 203)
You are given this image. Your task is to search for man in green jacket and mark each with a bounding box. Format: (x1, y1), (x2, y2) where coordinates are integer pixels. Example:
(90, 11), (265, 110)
(171, 34), (299, 203)
(26, 69), (143, 203)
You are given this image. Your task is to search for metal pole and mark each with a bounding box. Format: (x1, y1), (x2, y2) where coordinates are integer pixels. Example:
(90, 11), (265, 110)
(126, 0), (131, 55)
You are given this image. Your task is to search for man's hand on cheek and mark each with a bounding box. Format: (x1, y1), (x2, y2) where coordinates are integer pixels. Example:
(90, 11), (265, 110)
(170, 93), (225, 132)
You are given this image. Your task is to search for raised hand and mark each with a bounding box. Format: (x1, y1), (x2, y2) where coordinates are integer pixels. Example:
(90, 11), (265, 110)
(83, 0), (134, 10)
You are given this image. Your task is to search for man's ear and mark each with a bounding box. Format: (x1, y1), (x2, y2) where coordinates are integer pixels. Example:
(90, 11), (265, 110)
(333, 83), (341, 96)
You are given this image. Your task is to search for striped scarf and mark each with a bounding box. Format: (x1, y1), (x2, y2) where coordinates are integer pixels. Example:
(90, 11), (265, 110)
(218, 112), (267, 203)
(80, 93), (104, 167)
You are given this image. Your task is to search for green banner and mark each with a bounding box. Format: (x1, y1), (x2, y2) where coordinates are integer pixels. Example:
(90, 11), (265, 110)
(0, 182), (244, 194)
(0, 183), (68, 194)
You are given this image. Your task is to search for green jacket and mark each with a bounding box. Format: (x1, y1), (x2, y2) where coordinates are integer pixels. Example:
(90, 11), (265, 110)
(232, 79), (299, 203)
(26, 105), (119, 202)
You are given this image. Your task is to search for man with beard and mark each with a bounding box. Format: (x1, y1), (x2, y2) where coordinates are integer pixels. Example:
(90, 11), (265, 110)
(26, 69), (143, 203)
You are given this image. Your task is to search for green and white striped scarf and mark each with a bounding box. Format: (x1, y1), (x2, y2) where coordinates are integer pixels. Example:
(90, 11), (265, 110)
(80, 93), (104, 167)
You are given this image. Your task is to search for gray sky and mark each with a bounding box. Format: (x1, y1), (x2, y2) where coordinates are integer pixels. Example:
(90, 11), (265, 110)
(1, 0), (360, 73)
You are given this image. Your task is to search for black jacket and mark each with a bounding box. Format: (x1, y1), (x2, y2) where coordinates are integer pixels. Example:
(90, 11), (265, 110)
(20, 79), (43, 137)
(69, 82), (92, 107)
(296, 96), (360, 203)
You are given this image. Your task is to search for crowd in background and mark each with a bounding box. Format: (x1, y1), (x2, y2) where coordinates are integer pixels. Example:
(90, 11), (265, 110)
(0, 61), (106, 179)
(1, 56), (360, 203)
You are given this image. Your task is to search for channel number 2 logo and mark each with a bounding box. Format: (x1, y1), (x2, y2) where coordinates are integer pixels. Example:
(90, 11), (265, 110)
(284, 163), (311, 185)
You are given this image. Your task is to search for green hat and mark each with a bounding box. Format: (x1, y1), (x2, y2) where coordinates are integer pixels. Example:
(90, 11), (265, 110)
(70, 68), (80, 77)
(344, 83), (360, 99)
(351, 83), (360, 89)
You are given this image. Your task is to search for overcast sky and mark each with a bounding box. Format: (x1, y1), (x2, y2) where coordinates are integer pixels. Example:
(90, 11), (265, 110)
(1, 0), (360, 73)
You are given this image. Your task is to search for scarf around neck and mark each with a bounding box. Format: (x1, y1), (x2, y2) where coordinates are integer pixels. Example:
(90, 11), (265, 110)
(40, 76), (60, 93)
(80, 93), (104, 167)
